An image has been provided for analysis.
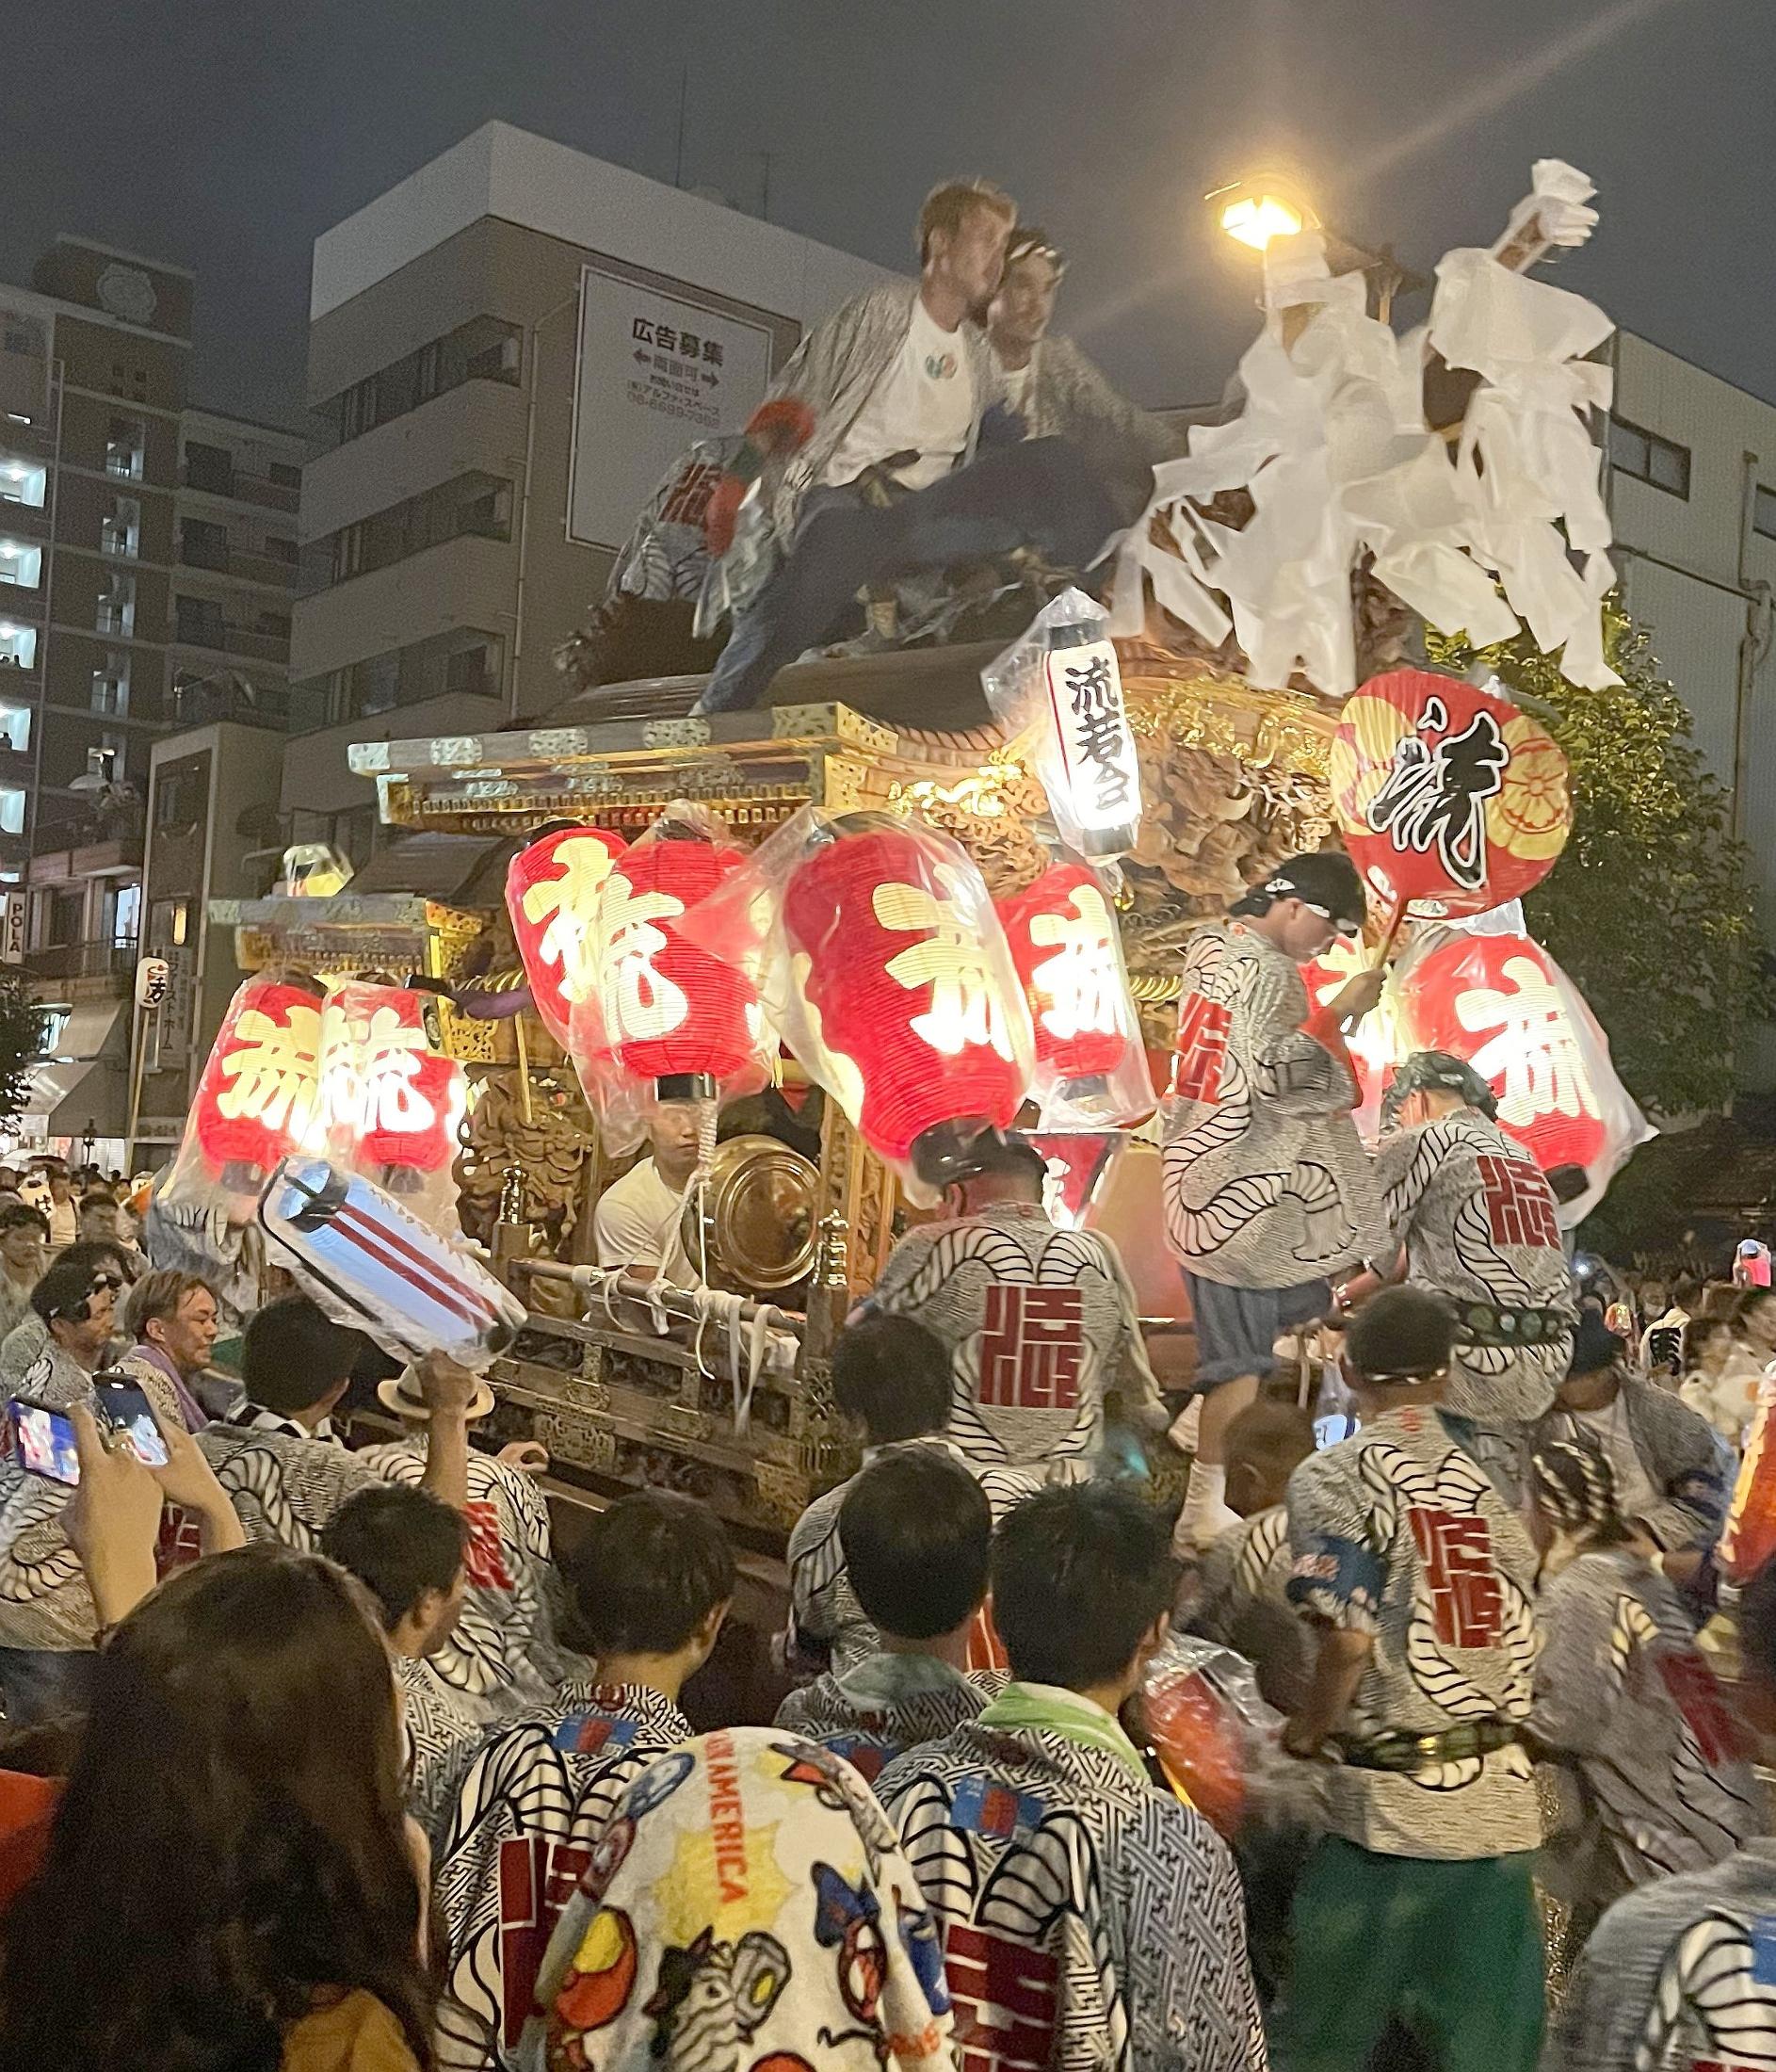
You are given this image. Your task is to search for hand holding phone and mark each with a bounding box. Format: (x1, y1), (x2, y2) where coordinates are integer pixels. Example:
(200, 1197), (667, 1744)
(91, 1374), (171, 1468)
(8, 1398), (80, 1485)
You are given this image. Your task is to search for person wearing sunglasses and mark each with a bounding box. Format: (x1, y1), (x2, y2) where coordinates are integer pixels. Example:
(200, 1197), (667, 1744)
(1164, 851), (1391, 1550)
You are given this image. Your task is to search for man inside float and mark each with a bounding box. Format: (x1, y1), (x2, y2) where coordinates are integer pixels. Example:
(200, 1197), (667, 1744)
(592, 1102), (702, 1287)
(691, 178), (1130, 715)
(861, 1129), (1167, 1517)
(1163, 851), (1390, 1550)
(987, 224), (1181, 521)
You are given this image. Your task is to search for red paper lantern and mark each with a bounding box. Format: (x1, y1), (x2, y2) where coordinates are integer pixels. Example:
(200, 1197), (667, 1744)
(1330, 669), (1571, 916)
(506, 824), (628, 1049)
(321, 983), (463, 1176)
(998, 864), (1131, 1089)
(1400, 932), (1606, 1172)
(595, 833), (757, 1100)
(782, 820), (1027, 1185)
(193, 980), (324, 1188)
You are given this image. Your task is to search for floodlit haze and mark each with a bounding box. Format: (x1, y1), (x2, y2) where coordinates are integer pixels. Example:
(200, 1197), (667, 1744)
(0, 0), (1761, 427)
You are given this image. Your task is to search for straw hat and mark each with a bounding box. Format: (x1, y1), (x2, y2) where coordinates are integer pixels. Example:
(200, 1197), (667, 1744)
(377, 1363), (495, 1424)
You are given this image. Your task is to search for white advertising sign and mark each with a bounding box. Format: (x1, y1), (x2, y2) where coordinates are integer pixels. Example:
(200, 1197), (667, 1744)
(566, 265), (776, 551)
(1, 891), (23, 965)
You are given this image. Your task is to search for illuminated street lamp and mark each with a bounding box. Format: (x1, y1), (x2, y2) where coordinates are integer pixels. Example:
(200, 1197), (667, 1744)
(1208, 173), (1426, 322)
(1215, 186), (1309, 252)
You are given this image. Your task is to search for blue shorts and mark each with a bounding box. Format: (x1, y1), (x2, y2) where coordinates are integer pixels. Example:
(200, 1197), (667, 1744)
(1184, 1271), (1332, 1390)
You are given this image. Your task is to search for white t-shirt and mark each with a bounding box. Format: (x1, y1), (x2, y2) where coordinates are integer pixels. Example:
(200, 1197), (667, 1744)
(821, 297), (975, 493)
(592, 1158), (697, 1286)
(1574, 1392), (1661, 1523)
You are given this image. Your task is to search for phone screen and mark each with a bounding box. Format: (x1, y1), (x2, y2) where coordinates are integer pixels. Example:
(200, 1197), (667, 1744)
(92, 1377), (170, 1467)
(10, 1400), (79, 1485)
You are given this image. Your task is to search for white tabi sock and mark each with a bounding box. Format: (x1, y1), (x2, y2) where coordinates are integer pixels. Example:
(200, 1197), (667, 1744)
(1176, 1461), (1238, 1553)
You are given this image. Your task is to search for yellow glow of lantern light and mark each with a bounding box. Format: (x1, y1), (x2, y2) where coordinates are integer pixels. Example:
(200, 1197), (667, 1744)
(1219, 192), (1306, 251)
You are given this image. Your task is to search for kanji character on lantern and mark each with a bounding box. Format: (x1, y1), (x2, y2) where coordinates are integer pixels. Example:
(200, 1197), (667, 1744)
(878, 871), (1019, 1061)
(192, 979), (325, 1194)
(998, 862), (1152, 1131)
(506, 823), (628, 1049)
(320, 982), (466, 1208)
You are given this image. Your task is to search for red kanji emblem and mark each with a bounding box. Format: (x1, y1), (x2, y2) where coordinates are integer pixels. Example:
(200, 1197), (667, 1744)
(1408, 1507), (1502, 1648)
(462, 1498), (514, 1592)
(1476, 1152), (1560, 1251)
(977, 1286), (1085, 1411)
(1172, 992), (1232, 1104)
(1658, 1649), (1747, 1769)
(945, 1925), (1059, 2072)
(498, 1837), (591, 2047)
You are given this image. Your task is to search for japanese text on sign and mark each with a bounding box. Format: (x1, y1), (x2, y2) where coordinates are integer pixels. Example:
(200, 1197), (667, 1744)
(1041, 640), (1139, 838)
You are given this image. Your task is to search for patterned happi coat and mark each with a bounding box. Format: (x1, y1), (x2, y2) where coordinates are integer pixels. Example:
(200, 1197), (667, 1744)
(1284, 1402), (1542, 1859)
(1532, 1547), (1760, 1907)
(397, 1652), (490, 1845)
(775, 1655), (1003, 1786)
(1163, 923), (1387, 1290)
(433, 1684), (691, 2071)
(876, 1721), (1267, 2072)
(1187, 1505), (1312, 1716)
(362, 1438), (586, 1710)
(869, 1203), (1162, 1514)
(1550, 1838), (1776, 2072)
(1377, 1110), (1575, 1426)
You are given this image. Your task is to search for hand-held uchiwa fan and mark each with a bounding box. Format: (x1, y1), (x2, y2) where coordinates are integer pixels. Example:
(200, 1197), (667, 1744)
(1330, 669), (1573, 956)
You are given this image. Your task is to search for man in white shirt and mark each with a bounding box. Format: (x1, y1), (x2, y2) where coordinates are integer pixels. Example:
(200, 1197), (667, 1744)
(694, 179), (1129, 714)
(592, 1104), (702, 1286)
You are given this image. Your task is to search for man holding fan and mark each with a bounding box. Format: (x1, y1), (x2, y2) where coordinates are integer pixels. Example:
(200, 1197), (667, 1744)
(1164, 852), (1390, 1548)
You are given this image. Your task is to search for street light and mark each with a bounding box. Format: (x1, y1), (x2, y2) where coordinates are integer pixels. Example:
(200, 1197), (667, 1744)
(1207, 173), (1427, 323)
(1215, 187), (1309, 252)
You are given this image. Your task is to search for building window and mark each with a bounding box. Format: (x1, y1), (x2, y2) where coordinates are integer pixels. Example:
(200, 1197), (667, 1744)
(0, 541), (42, 590)
(91, 652), (131, 716)
(264, 533), (298, 563)
(184, 441), (234, 495)
(254, 609), (291, 641)
(0, 787), (23, 837)
(1608, 416), (1690, 499)
(101, 495), (140, 559)
(97, 572), (136, 638)
(269, 461), (301, 491)
(0, 458), (46, 509)
(0, 621), (35, 672)
(180, 517), (230, 572)
(0, 704), (27, 753)
(108, 882), (141, 948)
(330, 316), (524, 445)
(1753, 486), (1776, 542)
(105, 416), (146, 480)
(318, 472), (513, 586)
(174, 593), (226, 649)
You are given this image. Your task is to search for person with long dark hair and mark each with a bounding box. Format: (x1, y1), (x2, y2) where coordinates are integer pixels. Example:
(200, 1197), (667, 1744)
(0, 1544), (435, 2072)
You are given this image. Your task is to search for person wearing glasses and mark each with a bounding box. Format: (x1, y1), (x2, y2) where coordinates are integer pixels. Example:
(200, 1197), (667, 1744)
(1163, 852), (1390, 1549)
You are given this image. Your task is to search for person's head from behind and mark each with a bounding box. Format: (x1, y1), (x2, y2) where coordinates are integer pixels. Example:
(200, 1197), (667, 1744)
(839, 1449), (991, 1653)
(988, 227), (1065, 359)
(992, 1482), (1176, 1703)
(1739, 1287), (1776, 1356)
(75, 1190), (121, 1243)
(1525, 1436), (1634, 1562)
(1687, 1316), (1732, 1377)
(123, 1270), (219, 1379)
(1223, 1395), (1316, 1518)
(240, 1294), (363, 1426)
(945, 1130), (1045, 1218)
(1380, 1050), (1499, 1133)
(568, 1491), (735, 1685)
(832, 1313), (952, 1447)
(645, 1100), (701, 1188)
(1341, 1286), (1454, 1412)
(0, 1545), (429, 2072)
(29, 1258), (120, 1368)
(0, 1203), (47, 1276)
(1229, 851), (1366, 963)
(918, 177), (1016, 313)
(321, 1483), (469, 1660)
(1556, 1306), (1627, 1413)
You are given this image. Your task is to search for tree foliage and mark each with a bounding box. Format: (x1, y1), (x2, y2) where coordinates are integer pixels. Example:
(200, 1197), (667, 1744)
(0, 973), (46, 1130)
(1427, 601), (1770, 1117)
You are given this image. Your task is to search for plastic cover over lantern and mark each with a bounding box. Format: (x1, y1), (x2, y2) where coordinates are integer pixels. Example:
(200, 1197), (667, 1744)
(691, 805), (1034, 1199)
(567, 801), (770, 1153)
(997, 860), (1154, 1131)
(317, 979), (467, 1233)
(506, 821), (628, 1050)
(181, 975), (326, 1206)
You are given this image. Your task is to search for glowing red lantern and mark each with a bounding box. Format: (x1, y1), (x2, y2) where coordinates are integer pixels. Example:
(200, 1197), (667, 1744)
(193, 979), (324, 1190)
(1330, 669), (1571, 917)
(594, 829), (757, 1101)
(1400, 931), (1606, 1173)
(782, 818), (1030, 1186)
(998, 864), (1131, 1094)
(320, 982), (464, 1179)
(506, 823), (628, 1049)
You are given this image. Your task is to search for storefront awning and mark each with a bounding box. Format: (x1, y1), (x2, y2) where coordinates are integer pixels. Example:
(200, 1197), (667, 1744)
(21, 998), (130, 1138)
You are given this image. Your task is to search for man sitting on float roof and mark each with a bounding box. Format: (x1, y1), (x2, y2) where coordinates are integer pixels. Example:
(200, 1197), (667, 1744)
(691, 178), (1129, 716)
(592, 1102), (702, 1287)
(862, 1130), (1166, 1518)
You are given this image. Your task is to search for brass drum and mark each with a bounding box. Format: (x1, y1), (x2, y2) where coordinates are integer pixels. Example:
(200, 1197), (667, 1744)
(682, 1133), (818, 1296)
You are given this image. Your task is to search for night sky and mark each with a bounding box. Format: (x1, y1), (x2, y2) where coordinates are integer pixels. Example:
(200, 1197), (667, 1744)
(0, 0), (1762, 430)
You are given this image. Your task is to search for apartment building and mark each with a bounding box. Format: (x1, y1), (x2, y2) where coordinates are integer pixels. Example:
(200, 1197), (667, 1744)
(285, 120), (893, 862)
(0, 236), (309, 1164)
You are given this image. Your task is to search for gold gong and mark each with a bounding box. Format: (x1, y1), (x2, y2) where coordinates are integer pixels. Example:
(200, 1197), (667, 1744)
(683, 1134), (819, 1296)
